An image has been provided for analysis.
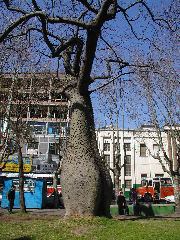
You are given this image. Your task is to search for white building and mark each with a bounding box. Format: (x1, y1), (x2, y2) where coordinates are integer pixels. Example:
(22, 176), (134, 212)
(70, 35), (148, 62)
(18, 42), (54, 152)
(96, 125), (171, 191)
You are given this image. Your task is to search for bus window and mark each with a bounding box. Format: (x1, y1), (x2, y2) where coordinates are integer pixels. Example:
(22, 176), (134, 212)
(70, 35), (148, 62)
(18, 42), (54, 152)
(148, 180), (152, 186)
(141, 180), (148, 187)
(154, 182), (160, 193)
(161, 178), (172, 187)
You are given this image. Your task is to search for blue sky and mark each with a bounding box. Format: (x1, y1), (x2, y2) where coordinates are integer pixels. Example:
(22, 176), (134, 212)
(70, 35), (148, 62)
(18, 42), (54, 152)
(1, 1), (178, 130)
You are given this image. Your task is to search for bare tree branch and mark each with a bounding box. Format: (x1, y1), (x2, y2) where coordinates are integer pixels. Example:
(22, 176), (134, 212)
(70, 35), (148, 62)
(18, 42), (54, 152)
(77, 0), (98, 14)
(90, 72), (134, 93)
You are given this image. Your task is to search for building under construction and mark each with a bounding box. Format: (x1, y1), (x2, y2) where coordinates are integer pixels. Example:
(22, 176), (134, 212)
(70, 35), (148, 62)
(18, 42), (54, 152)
(0, 73), (70, 173)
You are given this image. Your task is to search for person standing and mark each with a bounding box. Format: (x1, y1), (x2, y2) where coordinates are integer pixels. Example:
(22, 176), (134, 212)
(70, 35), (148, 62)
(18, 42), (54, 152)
(7, 184), (16, 214)
(129, 188), (133, 202)
(117, 191), (126, 215)
(131, 188), (138, 215)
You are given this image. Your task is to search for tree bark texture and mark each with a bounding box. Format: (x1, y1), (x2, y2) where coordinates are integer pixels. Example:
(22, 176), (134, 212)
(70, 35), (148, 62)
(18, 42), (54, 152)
(61, 89), (113, 217)
(173, 175), (180, 207)
(114, 172), (120, 201)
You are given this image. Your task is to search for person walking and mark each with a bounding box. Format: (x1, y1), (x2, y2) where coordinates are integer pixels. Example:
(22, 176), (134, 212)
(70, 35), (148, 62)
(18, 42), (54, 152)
(7, 184), (16, 214)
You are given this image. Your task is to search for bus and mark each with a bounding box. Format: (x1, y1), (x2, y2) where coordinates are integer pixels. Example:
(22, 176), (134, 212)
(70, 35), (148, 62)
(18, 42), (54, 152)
(136, 177), (179, 202)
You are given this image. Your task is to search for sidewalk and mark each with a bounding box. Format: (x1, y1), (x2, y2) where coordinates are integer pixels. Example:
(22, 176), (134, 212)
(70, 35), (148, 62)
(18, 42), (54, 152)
(1, 207), (180, 219)
(0, 207), (66, 216)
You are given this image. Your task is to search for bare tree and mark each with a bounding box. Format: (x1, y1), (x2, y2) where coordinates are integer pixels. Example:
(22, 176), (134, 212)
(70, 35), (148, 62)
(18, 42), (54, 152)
(53, 133), (67, 209)
(0, 35), (38, 212)
(97, 80), (125, 200)
(0, 0), (178, 217)
(131, 37), (180, 208)
(0, 73), (37, 213)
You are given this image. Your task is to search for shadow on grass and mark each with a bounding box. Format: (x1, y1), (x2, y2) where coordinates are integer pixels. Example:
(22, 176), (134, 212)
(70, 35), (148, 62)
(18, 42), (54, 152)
(115, 203), (180, 221)
(116, 215), (180, 221)
(138, 203), (154, 217)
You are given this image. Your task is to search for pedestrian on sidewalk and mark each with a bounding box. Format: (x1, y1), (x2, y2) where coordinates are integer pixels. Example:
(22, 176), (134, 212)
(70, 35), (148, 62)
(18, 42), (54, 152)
(7, 184), (16, 214)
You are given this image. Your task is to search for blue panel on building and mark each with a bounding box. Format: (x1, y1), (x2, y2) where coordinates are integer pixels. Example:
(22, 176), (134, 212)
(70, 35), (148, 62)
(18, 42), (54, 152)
(1, 178), (47, 209)
(48, 127), (52, 134)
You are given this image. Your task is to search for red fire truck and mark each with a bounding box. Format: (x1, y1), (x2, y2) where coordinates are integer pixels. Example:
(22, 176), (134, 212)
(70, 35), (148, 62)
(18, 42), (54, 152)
(136, 177), (180, 202)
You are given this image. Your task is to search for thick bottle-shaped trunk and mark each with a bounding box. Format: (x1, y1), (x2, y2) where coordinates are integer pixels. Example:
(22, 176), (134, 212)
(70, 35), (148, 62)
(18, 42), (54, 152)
(18, 145), (26, 213)
(61, 90), (112, 217)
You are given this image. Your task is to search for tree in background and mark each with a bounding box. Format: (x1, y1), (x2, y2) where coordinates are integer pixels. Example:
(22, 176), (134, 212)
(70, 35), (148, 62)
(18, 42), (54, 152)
(0, 0), (178, 217)
(0, 35), (37, 212)
(53, 132), (68, 209)
(0, 73), (36, 213)
(125, 20), (180, 208)
(134, 54), (179, 208)
(95, 80), (125, 200)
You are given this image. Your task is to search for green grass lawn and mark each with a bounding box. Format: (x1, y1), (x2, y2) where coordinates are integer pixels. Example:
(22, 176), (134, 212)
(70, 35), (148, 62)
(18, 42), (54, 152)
(0, 214), (180, 240)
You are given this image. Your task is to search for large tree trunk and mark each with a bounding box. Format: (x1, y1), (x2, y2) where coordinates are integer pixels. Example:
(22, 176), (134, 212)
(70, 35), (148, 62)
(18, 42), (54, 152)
(61, 89), (112, 217)
(18, 144), (26, 213)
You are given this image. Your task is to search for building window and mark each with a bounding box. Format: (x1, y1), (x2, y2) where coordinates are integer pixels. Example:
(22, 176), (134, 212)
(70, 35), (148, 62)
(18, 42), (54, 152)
(104, 142), (110, 151)
(125, 155), (131, 176)
(27, 142), (38, 155)
(24, 157), (31, 164)
(140, 144), (146, 157)
(125, 180), (132, 189)
(49, 143), (59, 155)
(155, 174), (164, 177)
(47, 122), (60, 135)
(28, 121), (46, 134)
(141, 174), (147, 179)
(27, 142), (38, 149)
(124, 143), (131, 151)
(104, 155), (110, 166)
(153, 144), (159, 157)
(124, 137), (131, 140)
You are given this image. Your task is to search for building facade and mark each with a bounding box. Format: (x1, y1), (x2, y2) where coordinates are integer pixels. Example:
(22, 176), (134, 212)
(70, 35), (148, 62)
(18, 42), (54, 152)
(0, 73), (70, 173)
(96, 125), (171, 191)
(0, 73), (178, 189)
